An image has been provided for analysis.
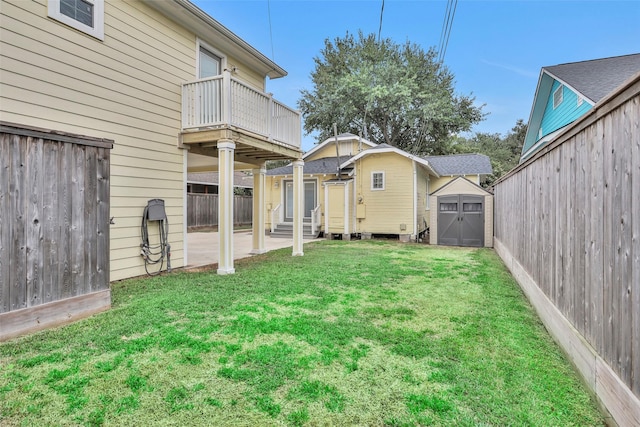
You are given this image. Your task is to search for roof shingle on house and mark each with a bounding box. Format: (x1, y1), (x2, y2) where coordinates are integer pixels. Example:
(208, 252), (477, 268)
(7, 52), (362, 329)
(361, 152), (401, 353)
(267, 156), (353, 176)
(544, 53), (640, 103)
(423, 153), (493, 176)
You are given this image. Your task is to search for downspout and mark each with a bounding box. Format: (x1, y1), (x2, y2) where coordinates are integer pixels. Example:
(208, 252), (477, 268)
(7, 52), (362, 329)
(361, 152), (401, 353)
(412, 160), (417, 241)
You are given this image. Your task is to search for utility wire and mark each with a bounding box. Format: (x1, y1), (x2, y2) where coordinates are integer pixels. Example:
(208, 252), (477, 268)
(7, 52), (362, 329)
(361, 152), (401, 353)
(267, 0), (275, 61)
(437, 0), (458, 64)
(378, 0), (385, 42)
(437, 0), (452, 61)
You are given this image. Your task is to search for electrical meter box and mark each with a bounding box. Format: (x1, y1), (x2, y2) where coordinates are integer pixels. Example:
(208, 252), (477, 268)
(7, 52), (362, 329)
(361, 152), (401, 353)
(146, 199), (166, 221)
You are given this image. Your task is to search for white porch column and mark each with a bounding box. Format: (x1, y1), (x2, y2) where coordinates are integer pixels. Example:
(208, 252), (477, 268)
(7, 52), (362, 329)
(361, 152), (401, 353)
(217, 140), (235, 275)
(292, 159), (304, 256)
(250, 165), (267, 254)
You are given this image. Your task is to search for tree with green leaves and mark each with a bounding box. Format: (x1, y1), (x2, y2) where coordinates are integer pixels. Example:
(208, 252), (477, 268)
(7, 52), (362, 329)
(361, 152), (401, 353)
(299, 31), (484, 155)
(453, 119), (527, 186)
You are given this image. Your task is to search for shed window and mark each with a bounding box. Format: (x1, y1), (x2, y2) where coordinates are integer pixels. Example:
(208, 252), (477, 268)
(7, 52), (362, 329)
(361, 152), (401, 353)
(440, 202), (458, 212)
(371, 171), (385, 190)
(463, 202), (483, 212)
(553, 85), (563, 109)
(48, 0), (104, 40)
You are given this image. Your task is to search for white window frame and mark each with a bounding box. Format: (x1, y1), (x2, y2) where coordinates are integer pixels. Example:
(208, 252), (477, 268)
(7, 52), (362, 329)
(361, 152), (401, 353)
(577, 95), (584, 107)
(553, 85), (563, 109)
(48, 0), (104, 40)
(371, 171), (385, 191)
(196, 39), (227, 79)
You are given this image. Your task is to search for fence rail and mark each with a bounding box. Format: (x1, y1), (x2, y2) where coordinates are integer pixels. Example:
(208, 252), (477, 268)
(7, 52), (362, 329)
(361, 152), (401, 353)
(182, 71), (301, 149)
(493, 76), (640, 424)
(187, 193), (252, 229)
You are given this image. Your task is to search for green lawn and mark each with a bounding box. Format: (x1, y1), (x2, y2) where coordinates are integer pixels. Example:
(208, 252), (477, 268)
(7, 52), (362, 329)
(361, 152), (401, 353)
(1, 241), (605, 426)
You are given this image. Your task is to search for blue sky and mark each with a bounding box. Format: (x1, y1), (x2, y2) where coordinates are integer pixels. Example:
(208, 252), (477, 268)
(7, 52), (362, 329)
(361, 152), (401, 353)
(192, 0), (640, 151)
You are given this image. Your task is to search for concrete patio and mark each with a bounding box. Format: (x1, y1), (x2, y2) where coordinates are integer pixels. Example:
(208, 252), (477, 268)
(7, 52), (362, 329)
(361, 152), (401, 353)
(186, 231), (321, 268)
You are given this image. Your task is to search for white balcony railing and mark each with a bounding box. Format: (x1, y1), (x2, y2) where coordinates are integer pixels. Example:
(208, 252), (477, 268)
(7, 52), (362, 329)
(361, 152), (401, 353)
(182, 70), (301, 150)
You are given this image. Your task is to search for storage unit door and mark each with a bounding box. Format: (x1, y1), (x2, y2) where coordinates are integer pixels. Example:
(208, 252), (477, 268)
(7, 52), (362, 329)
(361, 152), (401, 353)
(437, 194), (484, 247)
(460, 195), (484, 247)
(437, 195), (461, 246)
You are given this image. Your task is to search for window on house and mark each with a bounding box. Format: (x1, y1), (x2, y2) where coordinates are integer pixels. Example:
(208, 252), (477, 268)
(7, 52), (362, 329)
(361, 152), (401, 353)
(371, 171), (385, 190)
(553, 85), (563, 109)
(48, 0), (104, 40)
(199, 46), (222, 79)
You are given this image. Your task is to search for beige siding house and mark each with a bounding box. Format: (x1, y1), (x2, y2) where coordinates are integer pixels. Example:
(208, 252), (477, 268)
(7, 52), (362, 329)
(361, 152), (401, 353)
(265, 134), (492, 242)
(1, 0), (303, 281)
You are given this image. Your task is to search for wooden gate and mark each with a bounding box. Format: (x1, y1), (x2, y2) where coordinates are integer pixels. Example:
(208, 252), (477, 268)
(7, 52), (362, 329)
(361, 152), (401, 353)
(437, 194), (484, 247)
(0, 123), (113, 341)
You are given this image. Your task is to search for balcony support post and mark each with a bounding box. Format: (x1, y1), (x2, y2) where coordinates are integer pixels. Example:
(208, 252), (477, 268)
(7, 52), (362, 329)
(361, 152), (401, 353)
(251, 164), (267, 255)
(217, 139), (236, 275)
(292, 159), (304, 256)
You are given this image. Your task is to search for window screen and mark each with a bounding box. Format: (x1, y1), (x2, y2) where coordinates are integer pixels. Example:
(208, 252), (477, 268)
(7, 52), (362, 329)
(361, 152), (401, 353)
(372, 172), (384, 190)
(60, 0), (93, 27)
(463, 203), (483, 212)
(440, 203), (458, 212)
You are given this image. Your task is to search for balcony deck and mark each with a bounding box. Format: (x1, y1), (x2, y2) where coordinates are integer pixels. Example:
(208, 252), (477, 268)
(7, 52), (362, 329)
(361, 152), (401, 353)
(180, 71), (302, 163)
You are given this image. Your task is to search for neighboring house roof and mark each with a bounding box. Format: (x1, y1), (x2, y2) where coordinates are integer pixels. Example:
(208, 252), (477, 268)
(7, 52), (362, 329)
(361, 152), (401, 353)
(340, 144), (440, 177)
(544, 54), (640, 104)
(188, 171), (253, 188)
(522, 53), (640, 161)
(267, 156), (353, 176)
(143, 0), (287, 79)
(423, 153), (493, 176)
(303, 133), (377, 160)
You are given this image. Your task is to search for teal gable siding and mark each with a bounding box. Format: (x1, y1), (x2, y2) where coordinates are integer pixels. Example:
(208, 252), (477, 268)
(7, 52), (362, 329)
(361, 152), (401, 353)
(539, 80), (592, 139)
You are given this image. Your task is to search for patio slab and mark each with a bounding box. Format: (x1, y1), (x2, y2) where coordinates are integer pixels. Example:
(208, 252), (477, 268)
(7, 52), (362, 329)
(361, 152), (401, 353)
(186, 231), (321, 268)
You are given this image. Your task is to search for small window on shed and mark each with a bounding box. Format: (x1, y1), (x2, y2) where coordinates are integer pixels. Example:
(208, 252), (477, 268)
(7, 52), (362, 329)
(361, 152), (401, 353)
(463, 202), (482, 212)
(440, 202), (458, 212)
(553, 85), (563, 109)
(371, 171), (385, 190)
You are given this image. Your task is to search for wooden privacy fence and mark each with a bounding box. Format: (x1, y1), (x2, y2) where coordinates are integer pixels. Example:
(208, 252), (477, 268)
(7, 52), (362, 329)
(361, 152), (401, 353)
(493, 75), (640, 426)
(187, 193), (252, 228)
(0, 123), (113, 341)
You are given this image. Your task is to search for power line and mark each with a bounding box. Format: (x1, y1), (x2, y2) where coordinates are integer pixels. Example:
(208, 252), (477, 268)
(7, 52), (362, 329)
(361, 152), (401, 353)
(378, 0), (385, 42)
(267, 0), (275, 61)
(437, 0), (452, 61)
(437, 0), (458, 64)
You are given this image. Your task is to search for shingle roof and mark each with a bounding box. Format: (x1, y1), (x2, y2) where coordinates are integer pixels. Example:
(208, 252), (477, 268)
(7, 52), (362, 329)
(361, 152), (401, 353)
(267, 156), (353, 176)
(423, 153), (493, 176)
(544, 53), (640, 103)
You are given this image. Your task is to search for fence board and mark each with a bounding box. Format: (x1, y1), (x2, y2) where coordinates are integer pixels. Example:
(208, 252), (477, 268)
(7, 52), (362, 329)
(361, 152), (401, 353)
(72, 144), (86, 297)
(96, 148), (110, 289)
(631, 96), (640, 396)
(42, 141), (59, 304)
(0, 134), (11, 313)
(10, 133), (26, 311)
(615, 102), (633, 387)
(26, 137), (44, 308)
